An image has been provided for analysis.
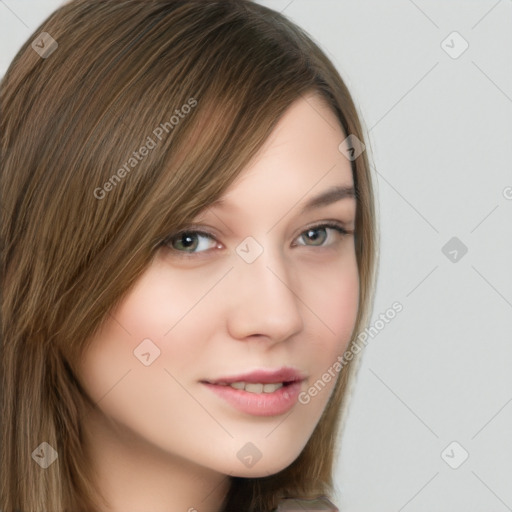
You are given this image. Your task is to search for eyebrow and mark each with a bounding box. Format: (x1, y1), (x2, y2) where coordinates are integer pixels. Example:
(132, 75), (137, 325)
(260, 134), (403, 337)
(208, 184), (356, 214)
(298, 184), (356, 214)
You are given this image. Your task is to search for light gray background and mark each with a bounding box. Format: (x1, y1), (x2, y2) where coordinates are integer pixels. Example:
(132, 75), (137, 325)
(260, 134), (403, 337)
(1, 1), (511, 510)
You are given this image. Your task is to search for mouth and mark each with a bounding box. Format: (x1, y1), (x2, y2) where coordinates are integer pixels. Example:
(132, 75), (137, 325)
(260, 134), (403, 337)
(200, 367), (306, 417)
(203, 380), (297, 393)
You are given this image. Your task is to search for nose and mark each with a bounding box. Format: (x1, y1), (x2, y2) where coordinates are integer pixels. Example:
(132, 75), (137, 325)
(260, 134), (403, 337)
(226, 245), (304, 344)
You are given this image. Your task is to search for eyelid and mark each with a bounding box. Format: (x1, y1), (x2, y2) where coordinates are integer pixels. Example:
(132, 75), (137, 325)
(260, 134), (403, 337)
(300, 219), (353, 235)
(171, 223), (222, 237)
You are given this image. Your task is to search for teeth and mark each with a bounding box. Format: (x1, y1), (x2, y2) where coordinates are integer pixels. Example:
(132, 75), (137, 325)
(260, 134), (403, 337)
(228, 382), (284, 393)
(245, 383), (264, 393)
(262, 382), (284, 393)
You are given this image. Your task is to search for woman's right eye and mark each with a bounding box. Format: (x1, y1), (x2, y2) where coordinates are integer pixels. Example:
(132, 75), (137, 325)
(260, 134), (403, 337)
(164, 230), (219, 255)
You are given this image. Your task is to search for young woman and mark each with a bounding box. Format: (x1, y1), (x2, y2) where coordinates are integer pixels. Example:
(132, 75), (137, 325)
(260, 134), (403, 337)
(0, 1), (377, 511)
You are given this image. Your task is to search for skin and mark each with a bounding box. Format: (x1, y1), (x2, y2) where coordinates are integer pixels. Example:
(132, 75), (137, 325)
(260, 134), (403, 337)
(77, 92), (359, 512)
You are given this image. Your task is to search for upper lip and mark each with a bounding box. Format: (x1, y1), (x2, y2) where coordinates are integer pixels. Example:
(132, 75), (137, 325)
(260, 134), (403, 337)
(202, 366), (306, 385)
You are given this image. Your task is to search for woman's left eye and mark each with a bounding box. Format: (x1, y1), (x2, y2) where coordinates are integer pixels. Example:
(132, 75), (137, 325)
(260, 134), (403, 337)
(163, 222), (350, 256)
(294, 222), (349, 247)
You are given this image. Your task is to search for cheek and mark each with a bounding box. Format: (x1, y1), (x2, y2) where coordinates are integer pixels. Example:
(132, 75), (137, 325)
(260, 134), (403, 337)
(102, 264), (225, 368)
(297, 252), (359, 399)
(111, 264), (216, 341)
(75, 266), (223, 453)
(303, 251), (359, 351)
(77, 259), (237, 419)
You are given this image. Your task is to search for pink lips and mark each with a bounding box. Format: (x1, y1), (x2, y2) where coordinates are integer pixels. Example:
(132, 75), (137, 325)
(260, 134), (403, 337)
(201, 366), (306, 417)
(204, 366), (305, 385)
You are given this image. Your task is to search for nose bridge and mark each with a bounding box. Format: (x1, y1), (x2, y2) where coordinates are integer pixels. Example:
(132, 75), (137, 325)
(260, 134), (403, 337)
(227, 239), (304, 342)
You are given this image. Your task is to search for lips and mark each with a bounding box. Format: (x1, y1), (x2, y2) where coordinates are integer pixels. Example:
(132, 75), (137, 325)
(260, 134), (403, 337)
(200, 367), (307, 416)
(202, 366), (306, 386)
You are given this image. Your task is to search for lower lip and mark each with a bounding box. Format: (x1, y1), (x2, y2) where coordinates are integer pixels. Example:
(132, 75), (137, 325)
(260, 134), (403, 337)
(202, 381), (303, 417)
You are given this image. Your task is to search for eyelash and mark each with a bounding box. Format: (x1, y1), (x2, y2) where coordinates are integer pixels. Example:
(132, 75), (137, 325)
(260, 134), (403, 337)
(161, 221), (352, 258)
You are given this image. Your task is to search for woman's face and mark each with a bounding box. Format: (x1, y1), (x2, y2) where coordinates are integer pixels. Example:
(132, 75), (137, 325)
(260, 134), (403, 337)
(77, 93), (359, 479)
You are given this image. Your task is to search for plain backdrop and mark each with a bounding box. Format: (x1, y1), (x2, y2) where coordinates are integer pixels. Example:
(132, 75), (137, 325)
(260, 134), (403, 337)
(1, 1), (511, 510)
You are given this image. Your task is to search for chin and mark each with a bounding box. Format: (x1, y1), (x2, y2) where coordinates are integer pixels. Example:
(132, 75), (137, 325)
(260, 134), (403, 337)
(228, 448), (302, 478)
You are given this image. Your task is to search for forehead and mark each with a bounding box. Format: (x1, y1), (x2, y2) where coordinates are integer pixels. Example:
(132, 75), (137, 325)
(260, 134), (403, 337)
(203, 94), (354, 216)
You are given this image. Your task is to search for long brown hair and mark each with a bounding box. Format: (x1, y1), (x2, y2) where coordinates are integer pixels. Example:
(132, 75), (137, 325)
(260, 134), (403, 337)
(0, 1), (377, 511)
